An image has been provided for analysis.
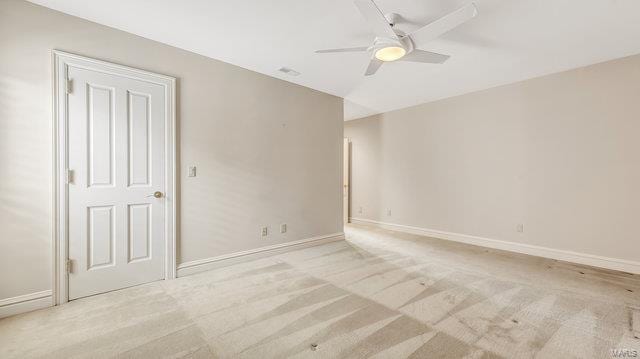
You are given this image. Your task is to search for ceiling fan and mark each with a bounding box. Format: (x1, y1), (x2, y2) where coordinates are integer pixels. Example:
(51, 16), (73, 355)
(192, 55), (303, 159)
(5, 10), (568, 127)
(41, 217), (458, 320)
(315, 0), (478, 76)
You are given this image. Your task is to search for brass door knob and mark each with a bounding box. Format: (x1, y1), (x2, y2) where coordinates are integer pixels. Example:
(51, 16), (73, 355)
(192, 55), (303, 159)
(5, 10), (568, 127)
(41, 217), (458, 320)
(147, 191), (163, 198)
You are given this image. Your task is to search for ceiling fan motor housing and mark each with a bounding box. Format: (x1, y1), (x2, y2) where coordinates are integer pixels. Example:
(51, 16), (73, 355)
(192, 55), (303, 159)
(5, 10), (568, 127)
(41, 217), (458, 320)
(372, 36), (414, 55)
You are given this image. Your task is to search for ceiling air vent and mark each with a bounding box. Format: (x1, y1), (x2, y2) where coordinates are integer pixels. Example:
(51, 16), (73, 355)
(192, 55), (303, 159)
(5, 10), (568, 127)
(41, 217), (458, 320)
(278, 67), (300, 76)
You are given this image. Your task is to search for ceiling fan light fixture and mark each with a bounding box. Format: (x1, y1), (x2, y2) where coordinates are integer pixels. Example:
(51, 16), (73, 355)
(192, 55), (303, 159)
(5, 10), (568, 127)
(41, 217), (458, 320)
(374, 46), (406, 62)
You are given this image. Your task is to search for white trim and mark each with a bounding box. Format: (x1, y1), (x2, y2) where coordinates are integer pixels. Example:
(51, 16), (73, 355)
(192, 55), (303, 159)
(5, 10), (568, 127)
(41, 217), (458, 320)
(0, 290), (52, 307)
(0, 291), (52, 319)
(177, 232), (345, 277)
(350, 218), (640, 275)
(52, 50), (177, 305)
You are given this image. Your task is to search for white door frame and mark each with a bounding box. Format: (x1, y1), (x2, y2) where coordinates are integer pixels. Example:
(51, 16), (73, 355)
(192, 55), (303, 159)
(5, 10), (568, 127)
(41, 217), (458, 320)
(343, 138), (350, 224)
(52, 50), (177, 305)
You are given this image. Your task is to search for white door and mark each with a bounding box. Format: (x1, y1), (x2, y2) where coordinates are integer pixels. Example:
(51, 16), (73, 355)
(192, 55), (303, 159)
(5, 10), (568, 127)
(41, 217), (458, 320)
(67, 65), (166, 300)
(343, 138), (350, 224)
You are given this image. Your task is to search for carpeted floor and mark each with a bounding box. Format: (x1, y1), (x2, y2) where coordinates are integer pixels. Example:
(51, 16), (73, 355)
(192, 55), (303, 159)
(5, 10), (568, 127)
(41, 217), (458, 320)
(1, 224), (639, 358)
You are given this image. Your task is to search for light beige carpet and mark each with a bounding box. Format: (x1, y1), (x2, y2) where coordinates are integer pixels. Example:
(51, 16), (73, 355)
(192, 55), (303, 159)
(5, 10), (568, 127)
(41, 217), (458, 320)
(1, 224), (639, 358)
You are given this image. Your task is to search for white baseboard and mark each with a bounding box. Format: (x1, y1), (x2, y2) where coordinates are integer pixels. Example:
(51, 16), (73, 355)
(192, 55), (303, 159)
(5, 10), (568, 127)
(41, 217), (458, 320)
(176, 232), (345, 277)
(350, 218), (640, 275)
(0, 290), (52, 319)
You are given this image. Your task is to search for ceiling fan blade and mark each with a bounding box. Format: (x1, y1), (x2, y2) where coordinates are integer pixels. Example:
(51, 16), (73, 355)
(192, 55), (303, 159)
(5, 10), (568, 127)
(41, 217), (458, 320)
(400, 50), (450, 64)
(365, 57), (383, 76)
(409, 3), (478, 46)
(354, 0), (398, 39)
(315, 47), (369, 53)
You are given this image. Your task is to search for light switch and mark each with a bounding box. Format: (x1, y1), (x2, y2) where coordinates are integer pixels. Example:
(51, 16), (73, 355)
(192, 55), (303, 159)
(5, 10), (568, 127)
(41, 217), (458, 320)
(188, 166), (197, 177)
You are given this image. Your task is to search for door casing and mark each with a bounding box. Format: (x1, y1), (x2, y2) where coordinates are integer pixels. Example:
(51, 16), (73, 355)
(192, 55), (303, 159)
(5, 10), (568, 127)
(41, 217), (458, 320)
(52, 50), (177, 305)
(343, 138), (350, 224)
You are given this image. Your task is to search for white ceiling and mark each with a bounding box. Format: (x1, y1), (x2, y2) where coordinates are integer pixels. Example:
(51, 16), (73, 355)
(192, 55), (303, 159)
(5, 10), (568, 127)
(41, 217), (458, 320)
(29, 0), (640, 120)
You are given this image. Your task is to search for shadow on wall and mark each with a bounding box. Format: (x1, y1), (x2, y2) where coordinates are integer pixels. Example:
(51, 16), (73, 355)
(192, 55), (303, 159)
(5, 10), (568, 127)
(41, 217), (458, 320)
(0, 75), (52, 299)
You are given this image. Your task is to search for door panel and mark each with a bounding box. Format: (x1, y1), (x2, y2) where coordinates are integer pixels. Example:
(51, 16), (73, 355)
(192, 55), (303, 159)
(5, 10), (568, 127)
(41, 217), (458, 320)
(128, 204), (151, 263)
(128, 92), (151, 187)
(87, 205), (115, 269)
(87, 85), (115, 187)
(67, 66), (166, 300)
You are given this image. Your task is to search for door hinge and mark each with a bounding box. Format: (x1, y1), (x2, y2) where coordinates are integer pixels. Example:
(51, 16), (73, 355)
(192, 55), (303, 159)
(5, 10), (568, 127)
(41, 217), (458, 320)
(66, 259), (73, 274)
(65, 78), (73, 94)
(66, 169), (74, 184)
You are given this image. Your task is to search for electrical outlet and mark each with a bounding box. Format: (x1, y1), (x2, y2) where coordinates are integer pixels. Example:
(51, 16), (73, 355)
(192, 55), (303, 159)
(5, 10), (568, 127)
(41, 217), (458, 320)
(261, 226), (268, 237)
(280, 223), (287, 233)
(188, 166), (197, 177)
(517, 224), (524, 233)
(387, 209), (392, 216)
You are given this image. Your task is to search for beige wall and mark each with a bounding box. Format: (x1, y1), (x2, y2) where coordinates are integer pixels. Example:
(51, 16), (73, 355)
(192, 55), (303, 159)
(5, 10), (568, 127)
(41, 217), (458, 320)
(345, 54), (640, 264)
(0, 0), (343, 300)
